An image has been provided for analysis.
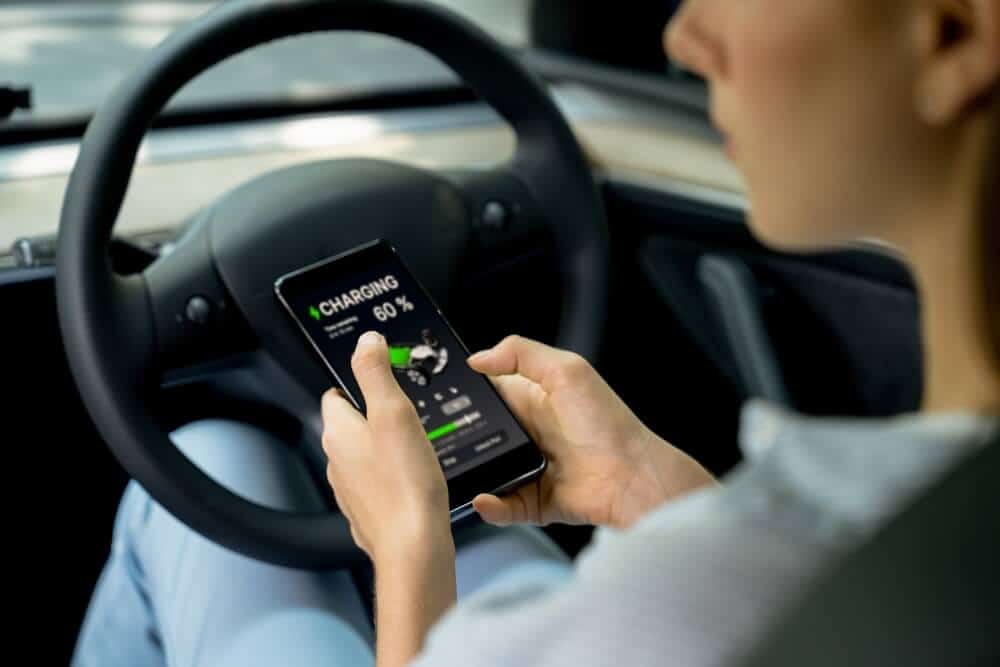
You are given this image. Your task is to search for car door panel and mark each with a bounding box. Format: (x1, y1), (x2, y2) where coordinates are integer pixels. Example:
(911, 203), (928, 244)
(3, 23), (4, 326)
(605, 179), (922, 425)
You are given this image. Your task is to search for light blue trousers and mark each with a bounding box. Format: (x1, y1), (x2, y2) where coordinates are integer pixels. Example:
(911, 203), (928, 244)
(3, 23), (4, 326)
(71, 419), (571, 666)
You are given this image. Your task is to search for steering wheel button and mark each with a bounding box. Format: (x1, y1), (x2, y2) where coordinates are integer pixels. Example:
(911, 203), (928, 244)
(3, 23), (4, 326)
(480, 200), (509, 229)
(185, 295), (212, 325)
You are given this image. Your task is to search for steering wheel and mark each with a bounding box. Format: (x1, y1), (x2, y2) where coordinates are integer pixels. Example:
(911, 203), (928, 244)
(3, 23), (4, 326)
(56, 0), (610, 570)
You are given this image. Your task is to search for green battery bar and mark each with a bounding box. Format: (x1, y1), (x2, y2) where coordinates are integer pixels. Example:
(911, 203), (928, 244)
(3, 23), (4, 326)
(426, 421), (458, 442)
(426, 411), (481, 442)
(389, 345), (411, 367)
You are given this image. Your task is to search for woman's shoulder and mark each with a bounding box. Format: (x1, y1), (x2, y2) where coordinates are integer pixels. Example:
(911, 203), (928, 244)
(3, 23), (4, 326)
(538, 403), (999, 663)
(574, 398), (999, 597)
(723, 398), (1000, 546)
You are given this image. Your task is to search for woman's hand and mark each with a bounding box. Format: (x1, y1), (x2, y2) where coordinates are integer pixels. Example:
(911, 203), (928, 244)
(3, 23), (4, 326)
(322, 330), (457, 667)
(321, 330), (452, 561)
(469, 335), (715, 530)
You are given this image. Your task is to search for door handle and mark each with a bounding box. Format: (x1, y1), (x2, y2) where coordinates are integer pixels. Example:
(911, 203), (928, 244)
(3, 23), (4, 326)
(698, 254), (792, 407)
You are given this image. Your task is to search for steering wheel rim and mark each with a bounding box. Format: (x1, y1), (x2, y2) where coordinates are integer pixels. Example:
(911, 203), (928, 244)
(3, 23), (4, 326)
(56, 0), (610, 569)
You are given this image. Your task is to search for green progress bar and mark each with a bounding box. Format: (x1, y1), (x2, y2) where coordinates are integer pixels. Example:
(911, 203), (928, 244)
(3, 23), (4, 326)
(426, 421), (458, 442)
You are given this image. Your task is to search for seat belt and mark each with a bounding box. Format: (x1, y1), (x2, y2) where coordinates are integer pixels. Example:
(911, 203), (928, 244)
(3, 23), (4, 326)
(739, 430), (1000, 666)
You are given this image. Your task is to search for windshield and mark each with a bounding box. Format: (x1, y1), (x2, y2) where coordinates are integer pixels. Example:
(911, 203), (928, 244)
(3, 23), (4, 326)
(0, 0), (530, 120)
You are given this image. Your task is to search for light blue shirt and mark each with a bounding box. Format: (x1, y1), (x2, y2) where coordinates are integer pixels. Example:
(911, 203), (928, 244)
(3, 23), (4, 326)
(413, 399), (999, 666)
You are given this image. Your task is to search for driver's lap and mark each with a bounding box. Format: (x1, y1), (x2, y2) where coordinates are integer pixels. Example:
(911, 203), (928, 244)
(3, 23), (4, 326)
(72, 418), (571, 667)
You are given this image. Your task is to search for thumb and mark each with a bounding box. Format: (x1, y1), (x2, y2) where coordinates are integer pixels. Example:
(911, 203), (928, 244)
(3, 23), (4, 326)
(473, 494), (514, 526)
(351, 331), (406, 409)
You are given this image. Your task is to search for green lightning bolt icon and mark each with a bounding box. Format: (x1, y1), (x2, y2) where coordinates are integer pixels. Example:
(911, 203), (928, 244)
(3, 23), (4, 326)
(308, 305), (321, 321)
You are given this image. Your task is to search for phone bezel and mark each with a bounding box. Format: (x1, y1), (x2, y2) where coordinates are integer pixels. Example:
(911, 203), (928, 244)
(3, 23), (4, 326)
(274, 239), (546, 519)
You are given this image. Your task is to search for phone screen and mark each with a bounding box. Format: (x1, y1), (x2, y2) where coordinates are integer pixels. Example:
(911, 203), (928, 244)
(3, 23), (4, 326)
(275, 240), (544, 511)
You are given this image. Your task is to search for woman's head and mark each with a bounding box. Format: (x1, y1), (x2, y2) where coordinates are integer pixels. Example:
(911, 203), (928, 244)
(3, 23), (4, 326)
(664, 0), (1000, 253)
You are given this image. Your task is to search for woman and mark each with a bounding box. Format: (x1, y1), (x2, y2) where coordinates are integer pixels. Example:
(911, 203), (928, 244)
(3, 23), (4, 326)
(73, 0), (1000, 665)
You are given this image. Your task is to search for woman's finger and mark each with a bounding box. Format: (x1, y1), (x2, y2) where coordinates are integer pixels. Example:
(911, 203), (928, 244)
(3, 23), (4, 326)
(321, 387), (365, 426)
(350, 331), (412, 418)
(473, 483), (542, 526)
(467, 335), (578, 392)
(490, 374), (545, 443)
(472, 493), (514, 526)
(320, 389), (366, 458)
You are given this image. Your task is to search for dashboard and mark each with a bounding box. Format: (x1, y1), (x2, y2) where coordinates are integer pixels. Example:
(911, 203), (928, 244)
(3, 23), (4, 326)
(0, 80), (746, 268)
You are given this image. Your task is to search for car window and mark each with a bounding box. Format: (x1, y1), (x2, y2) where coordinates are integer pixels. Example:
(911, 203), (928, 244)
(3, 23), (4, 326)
(0, 0), (532, 120)
(528, 1), (695, 80)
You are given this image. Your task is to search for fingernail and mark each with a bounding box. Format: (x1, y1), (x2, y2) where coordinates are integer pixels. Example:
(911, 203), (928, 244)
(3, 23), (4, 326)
(358, 331), (383, 349)
(467, 349), (490, 364)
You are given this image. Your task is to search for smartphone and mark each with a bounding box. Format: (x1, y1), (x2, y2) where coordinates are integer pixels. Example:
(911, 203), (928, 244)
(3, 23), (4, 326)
(274, 239), (546, 520)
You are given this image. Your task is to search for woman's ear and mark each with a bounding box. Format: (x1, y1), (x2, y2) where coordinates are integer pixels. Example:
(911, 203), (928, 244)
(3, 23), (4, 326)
(914, 0), (1000, 125)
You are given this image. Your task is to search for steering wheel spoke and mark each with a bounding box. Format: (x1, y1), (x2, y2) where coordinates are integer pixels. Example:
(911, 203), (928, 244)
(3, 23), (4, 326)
(143, 211), (255, 374)
(446, 165), (549, 252)
(86, 272), (160, 393)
